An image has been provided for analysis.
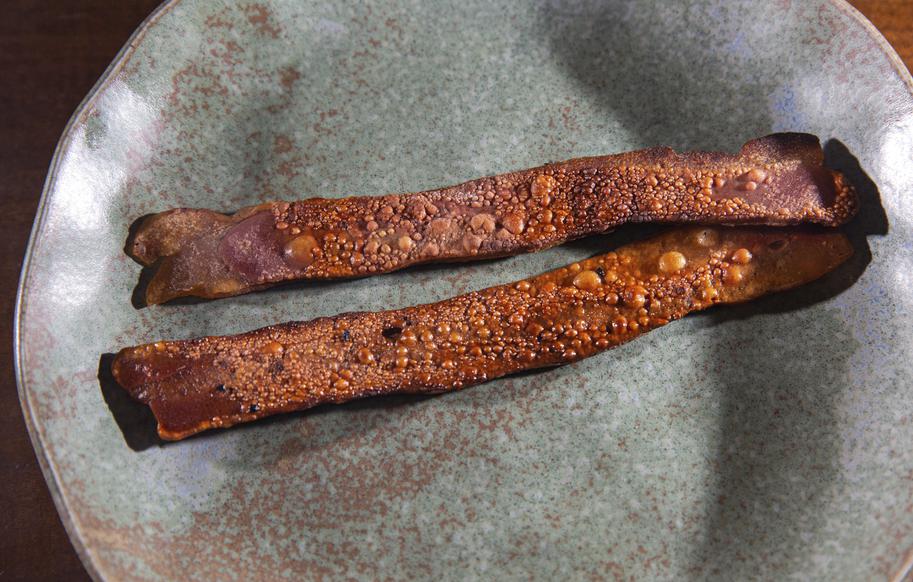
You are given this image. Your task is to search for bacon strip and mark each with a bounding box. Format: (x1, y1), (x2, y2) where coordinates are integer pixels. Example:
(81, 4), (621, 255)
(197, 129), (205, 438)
(113, 226), (852, 440)
(131, 133), (856, 304)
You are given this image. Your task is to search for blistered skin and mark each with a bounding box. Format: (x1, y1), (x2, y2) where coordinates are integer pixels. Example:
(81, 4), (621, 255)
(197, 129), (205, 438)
(131, 133), (857, 304)
(113, 227), (852, 440)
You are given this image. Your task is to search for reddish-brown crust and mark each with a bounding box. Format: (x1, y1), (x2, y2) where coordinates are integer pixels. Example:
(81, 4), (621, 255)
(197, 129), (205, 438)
(113, 226), (852, 440)
(131, 133), (857, 304)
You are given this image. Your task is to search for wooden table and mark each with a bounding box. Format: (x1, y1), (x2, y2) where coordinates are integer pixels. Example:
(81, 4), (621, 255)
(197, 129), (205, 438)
(0, 1), (908, 580)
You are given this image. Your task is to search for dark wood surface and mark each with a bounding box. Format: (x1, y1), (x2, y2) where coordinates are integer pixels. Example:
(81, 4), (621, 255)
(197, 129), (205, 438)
(852, 0), (913, 68)
(0, 1), (907, 580)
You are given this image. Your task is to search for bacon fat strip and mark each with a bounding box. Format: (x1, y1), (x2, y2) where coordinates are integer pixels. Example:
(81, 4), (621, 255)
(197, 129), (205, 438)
(113, 226), (852, 440)
(131, 133), (856, 304)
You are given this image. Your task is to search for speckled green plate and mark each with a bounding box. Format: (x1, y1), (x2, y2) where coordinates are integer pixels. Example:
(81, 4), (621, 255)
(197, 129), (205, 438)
(15, 0), (913, 579)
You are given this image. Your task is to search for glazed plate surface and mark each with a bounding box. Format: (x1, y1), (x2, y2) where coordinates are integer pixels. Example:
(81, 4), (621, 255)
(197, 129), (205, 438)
(16, 0), (913, 579)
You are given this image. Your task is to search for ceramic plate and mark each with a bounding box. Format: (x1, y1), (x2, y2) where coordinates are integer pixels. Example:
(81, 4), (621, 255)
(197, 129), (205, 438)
(16, 0), (913, 579)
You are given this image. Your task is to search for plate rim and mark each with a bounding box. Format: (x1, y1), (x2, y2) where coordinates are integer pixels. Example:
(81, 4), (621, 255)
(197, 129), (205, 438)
(13, 2), (182, 578)
(12, 1), (913, 580)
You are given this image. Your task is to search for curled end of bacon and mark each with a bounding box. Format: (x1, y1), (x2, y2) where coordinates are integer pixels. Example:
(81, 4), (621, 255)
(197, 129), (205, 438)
(113, 226), (852, 440)
(127, 133), (857, 305)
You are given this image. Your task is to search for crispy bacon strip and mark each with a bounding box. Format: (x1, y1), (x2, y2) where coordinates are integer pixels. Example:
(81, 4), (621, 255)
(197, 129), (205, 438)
(113, 226), (852, 440)
(131, 133), (856, 304)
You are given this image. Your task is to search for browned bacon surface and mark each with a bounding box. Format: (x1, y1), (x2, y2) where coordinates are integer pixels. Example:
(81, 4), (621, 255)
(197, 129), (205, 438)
(114, 226), (852, 440)
(130, 133), (856, 304)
